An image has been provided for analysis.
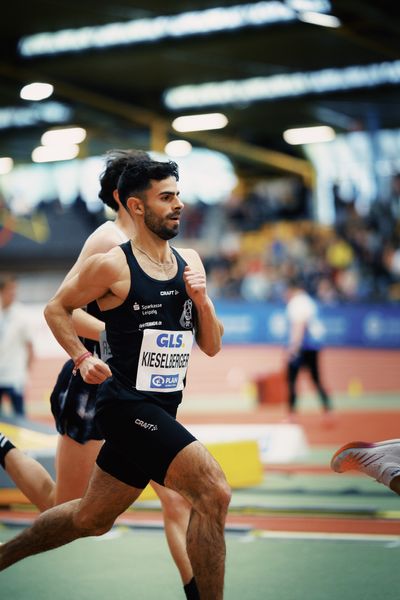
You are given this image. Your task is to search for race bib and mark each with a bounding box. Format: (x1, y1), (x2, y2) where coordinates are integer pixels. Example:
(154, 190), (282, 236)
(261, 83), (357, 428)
(136, 329), (193, 393)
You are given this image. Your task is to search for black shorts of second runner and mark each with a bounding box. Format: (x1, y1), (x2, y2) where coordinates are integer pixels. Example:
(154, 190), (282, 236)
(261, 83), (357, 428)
(50, 359), (103, 444)
(95, 399), (197, 489)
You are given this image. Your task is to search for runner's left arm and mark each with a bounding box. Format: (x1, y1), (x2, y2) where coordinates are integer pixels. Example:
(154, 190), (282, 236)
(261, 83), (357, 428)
(72, 309), (105, 341)
(181, 249), (223, 356)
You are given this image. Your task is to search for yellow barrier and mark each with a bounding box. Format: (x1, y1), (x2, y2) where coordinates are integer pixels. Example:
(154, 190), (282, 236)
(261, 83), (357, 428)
(139, 439), (263, 501)
(0, 422), (57, 450)
(0, 422), (263, 505)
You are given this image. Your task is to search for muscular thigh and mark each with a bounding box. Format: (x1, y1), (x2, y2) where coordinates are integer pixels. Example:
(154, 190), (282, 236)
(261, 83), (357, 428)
(77, 464), (143, 528)
(165, 440), (227, 504)
(96, 401), (196, 488)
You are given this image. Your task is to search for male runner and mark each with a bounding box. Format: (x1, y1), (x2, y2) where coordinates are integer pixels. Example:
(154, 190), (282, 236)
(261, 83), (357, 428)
(0, 150), (200, 599)
(0, 153), (230, 600)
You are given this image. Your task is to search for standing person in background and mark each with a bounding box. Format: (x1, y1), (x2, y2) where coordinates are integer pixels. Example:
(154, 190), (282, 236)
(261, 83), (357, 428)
(285, 277), (332, 421)
(0, 152), (230, 600)
(0, 274), (34, 417)
(0, 150), (200, 599)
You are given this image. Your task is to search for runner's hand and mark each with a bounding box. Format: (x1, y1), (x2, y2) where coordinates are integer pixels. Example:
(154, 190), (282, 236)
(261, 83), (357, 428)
(79, 355), (112, 384)
(183, 266), (207, 304)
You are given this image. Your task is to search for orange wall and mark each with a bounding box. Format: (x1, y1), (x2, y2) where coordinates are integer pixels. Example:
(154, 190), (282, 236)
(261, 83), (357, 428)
(23, 346), (400, 416)
(184, 345), (400, 395)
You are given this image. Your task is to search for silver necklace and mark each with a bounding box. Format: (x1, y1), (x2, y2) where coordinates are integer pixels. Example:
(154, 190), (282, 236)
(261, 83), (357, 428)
(131, 239), (175, 269)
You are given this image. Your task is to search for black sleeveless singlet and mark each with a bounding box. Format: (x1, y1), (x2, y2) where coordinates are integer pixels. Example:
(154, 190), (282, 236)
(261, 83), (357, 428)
(97, 241), (196, 410)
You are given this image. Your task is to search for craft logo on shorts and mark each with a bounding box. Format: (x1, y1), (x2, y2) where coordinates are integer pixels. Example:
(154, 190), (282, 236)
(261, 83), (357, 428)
(150, 374), (179, 389)
(134, 418), (158, 432)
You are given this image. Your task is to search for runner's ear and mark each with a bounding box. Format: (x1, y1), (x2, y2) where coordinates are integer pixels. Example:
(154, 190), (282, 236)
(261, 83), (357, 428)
(127, 196), (143, 215)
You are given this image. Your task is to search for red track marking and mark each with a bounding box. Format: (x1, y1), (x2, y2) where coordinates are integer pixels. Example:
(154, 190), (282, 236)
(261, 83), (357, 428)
(224, 515), (400, 535)
(2, 509), (399, 536)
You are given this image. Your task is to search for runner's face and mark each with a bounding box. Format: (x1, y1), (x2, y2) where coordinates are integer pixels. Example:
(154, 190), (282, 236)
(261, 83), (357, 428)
(143, 177), (183, 240)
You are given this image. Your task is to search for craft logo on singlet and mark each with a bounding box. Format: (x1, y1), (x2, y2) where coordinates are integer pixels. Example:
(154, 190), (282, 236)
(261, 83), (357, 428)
(150, 373), (179, 389)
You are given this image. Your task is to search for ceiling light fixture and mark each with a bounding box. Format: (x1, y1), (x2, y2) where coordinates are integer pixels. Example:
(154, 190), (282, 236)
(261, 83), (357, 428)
(31, 144), (80, 163)
(20, 82), (54, 101)
(165, 140), (193, 158)
(164, 60), (400, 109)
(283, 125), (335, 145)
(172, 113), (228, 132)
(298, 11), (341, 27)
(0, 157), (14, 175)
(18, 1), (332, 56)
(41, 127), (87, 145)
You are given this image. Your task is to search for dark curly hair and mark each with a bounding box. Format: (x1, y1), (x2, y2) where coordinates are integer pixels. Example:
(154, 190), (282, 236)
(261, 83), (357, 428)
(118, 156), (179, 209)
(98, 149), (151, 211)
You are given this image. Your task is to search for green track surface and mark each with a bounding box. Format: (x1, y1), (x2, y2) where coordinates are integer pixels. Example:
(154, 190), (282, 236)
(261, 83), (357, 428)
(2, 471), (400, 600)
(230, 472), (400, 514)
(2, 390), (400, 598)
(1, 525), (399, 600)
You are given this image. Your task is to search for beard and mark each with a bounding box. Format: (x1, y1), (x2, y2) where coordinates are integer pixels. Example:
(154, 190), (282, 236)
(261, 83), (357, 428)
(144, 207), (180, 240)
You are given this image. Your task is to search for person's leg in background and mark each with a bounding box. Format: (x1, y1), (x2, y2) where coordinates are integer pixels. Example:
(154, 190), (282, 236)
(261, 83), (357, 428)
(304, 349), (332, 412)
(0, 432), (55, 511)
(0, 433), (102, 512)
(287, 354), (301, 417)
(54, 435), (102, 504)
(151, 481), (197, 598)
(7, 387), (25, 417)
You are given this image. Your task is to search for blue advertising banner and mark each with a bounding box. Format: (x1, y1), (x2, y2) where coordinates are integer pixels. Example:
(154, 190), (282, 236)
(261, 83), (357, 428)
(214, 301), (400, 349)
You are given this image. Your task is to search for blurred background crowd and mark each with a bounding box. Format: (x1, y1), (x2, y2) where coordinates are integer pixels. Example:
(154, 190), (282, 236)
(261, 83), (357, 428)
(2, 169), (399, 305)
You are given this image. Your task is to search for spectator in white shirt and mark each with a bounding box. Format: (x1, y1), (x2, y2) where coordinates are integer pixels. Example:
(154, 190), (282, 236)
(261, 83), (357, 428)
(0, 274), (34, 417)
(285, 277), (332, 419)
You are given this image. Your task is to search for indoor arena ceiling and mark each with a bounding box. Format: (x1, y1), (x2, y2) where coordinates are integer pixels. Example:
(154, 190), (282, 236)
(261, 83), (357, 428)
(1, 0), (400, 179)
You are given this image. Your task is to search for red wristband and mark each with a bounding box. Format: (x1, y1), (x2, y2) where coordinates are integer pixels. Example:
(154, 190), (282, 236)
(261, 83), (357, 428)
(72, 351), (92, 376)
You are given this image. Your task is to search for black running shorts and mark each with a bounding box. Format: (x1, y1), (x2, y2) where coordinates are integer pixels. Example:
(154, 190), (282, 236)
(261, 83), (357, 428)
(50, 359), (103, 444)
(95, 399), (197, 489)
